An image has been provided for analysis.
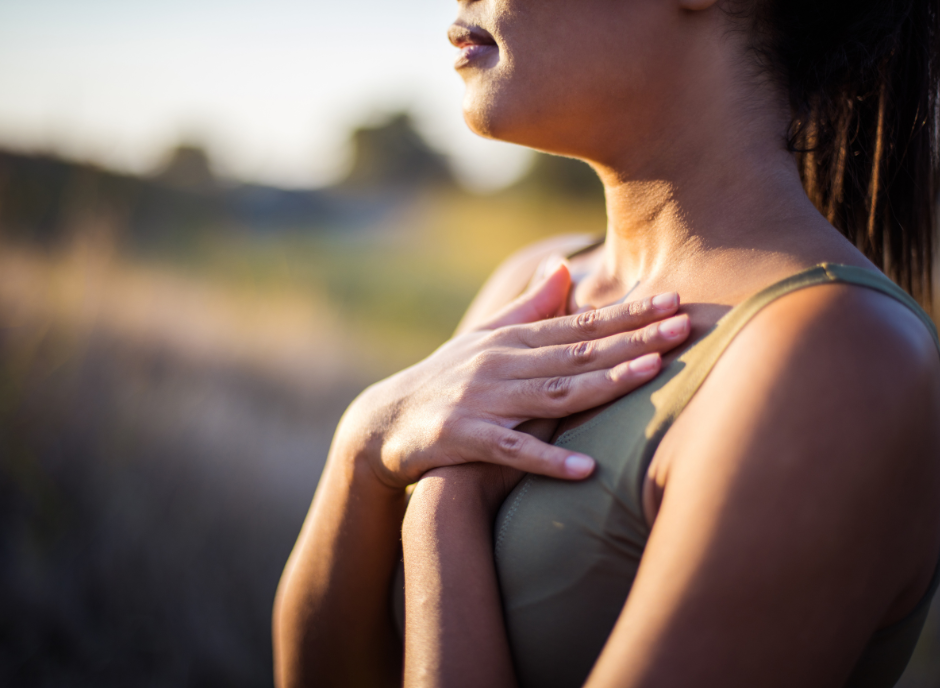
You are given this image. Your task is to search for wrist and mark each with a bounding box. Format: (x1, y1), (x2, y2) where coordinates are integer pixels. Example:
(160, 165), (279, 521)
(333, 383), (405, 489)
(402, 466), (504, 548)
(325, 412), (409, 511)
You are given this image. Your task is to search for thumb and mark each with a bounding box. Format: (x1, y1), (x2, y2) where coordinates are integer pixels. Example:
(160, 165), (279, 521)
(480, 257), (572, 330)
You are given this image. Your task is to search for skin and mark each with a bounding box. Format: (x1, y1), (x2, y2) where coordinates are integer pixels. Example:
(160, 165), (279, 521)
(273, 262), (693, 687)
(400, 0), (940, 686)
(275, 0), (940, 686)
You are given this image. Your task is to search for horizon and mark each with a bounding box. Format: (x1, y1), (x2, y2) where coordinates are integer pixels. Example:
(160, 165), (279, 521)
(0, 0), (532, 191)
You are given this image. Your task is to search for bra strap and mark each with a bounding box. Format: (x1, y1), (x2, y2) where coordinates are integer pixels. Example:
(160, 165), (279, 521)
(639, 263), (939, 482)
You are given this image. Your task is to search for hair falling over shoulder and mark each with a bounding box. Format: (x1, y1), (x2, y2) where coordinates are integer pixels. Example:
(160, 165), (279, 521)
(742, 0), (940, 303)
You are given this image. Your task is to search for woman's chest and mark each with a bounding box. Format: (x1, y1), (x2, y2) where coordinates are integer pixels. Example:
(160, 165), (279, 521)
(493, 385), (667, 687)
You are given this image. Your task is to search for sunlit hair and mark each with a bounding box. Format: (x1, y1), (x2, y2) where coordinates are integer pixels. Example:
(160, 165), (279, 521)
(739, 0), (940, 303)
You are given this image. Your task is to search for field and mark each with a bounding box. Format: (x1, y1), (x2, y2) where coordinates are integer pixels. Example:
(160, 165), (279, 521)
(0, 189), (608, 685)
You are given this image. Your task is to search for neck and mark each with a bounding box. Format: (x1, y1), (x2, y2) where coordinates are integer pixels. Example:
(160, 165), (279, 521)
(580, 83), (832, 302)
(596, 150), (812, 276)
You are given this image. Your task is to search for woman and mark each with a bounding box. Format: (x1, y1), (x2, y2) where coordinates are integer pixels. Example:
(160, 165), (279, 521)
(274, 1), (940, 686)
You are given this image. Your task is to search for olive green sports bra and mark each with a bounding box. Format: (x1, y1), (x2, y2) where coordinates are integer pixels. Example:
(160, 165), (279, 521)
(492, 263), (940, 688)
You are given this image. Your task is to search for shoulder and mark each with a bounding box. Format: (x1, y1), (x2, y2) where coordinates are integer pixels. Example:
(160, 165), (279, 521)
(455, 233), (597, 334)
(669, 276), (940, 495)
(716, 279), (939, 422)
(669, 276), (940, 438)
(608, 280), (940, 684)
(656, 277), (940, 620)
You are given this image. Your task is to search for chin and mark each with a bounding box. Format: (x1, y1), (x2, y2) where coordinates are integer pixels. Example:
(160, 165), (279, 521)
(461, 97), (500, 140)
(461, 86), (599, 162)
(460, 81), (554, 150)
(459, 71), (514, 140)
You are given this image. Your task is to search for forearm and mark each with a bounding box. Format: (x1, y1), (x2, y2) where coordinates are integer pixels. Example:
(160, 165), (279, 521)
(273, 424), (407, 688)
(270, 266), (682, 687)
(402, 472), (517, 688)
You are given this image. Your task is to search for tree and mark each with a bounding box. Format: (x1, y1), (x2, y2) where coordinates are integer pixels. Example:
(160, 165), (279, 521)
(342, 113), (454, 191)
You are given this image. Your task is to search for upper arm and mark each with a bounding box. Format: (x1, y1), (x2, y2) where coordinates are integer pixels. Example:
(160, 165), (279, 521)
(586, 285), (940, 688)
(454, 233), (595, 335)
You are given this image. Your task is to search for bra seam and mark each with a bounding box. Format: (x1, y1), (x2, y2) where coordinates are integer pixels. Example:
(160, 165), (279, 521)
(494, 475), (534, 562)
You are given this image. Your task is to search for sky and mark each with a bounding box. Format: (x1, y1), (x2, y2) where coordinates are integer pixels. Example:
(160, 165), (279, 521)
(0, 0), (531, 190)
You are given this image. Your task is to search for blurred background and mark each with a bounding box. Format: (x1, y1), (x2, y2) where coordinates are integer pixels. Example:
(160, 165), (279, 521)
(0, 1), (936, 687)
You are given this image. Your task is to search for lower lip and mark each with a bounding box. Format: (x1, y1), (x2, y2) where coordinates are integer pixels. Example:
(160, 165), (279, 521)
(455, 44), (497, 69)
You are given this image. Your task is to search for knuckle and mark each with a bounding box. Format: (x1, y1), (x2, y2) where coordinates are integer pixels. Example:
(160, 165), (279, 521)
(489, 326), (514, 344)
(448, 376), (473, 405)
(566, 340), (596, 366)
(496, 432), (526, 460)
(432, 413), (459, 443)
(573, 309), (601, 336)
(470, 348), (500, 373)
(626, 299), (645, 317)
(632, 325), (655, 347)
(497, 323), (532, 348)
(541, 375), (572, 400)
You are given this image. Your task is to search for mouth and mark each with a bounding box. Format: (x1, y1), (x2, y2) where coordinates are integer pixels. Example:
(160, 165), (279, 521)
(447, 24), (498, 69)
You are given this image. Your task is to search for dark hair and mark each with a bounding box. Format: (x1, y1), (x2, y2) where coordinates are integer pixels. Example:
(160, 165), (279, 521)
(743, 0), (940, 303)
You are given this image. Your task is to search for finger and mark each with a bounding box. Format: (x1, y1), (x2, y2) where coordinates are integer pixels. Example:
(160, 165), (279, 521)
(480, 259), (572, 330)
(510, 291), (680, 347)
(464, 421), (597, 480)
(540, 254), (573, 318)
(506, 313), (690, 378)
(510, 352), (665, 419)
(531, 252), (567, 285)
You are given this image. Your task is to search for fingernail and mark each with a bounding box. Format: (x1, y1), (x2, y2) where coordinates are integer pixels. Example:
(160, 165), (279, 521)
(651, 292), (678, 310)
(659, 315), (688, 339)
(629, 353), (660, 374)
(564, 455), (595, 478)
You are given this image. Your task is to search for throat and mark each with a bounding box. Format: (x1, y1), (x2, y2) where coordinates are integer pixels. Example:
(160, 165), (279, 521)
(567, 255), (642, 313)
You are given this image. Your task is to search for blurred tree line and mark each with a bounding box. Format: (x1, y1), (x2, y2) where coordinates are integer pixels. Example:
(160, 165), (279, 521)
(0, 112), (603, 255)
(0, 110), (613, 688)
